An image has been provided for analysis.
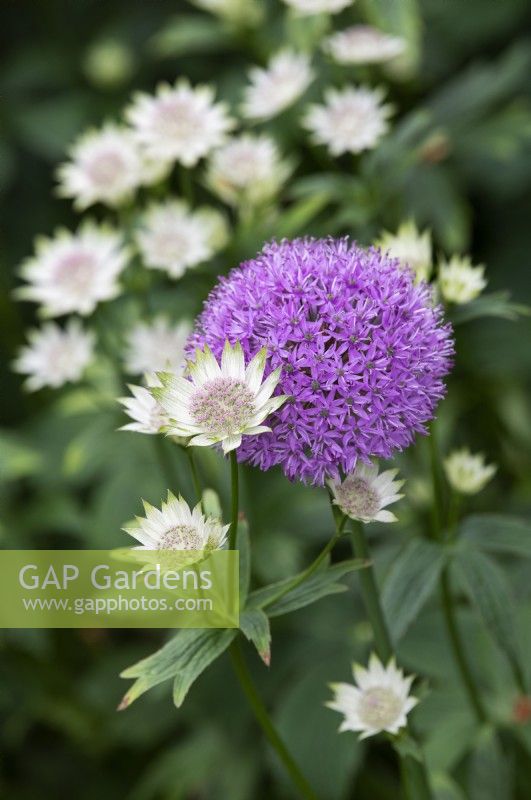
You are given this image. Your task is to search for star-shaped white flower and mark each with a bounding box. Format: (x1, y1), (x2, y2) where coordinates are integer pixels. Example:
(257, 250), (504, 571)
(136, 200), (228, 280)
(377, 220), (432, 284)
(14, 320), (94, 391)
(119, 374), (170, 435)
(324, 25), (406, 65)
(242, 50), (313, 121)
(152, 341), (288, 453)
(438, 256), (487, 304)
(303, 85), (392, 156)
(443, 448), (496, 495)
(123, 492), (228, 563)
(327, 653), (418, 739)
(16, 222), (129, 317)
(328, 462), (404, 523)
(123, 318), (191, 376)
(126, 79), (235, 167)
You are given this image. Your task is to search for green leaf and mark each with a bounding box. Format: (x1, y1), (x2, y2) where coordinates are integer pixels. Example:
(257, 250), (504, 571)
(247, 558), (366, 618)
(460, 514), (531, 558)
(382, 539), (447, 642)
(467, 727), (512, 800)
(236, 518), (251, 608)
(119, 629), (236, 709)
(449, 291), (530, 324)
(148, 15), (232, 58)
(455, 548), (524, 684)
(239, 608), (271, 666)
(274, 192), (332, 239)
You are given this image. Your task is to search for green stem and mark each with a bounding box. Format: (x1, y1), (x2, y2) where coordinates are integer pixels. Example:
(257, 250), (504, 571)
(440, 567), (488, 723)
(229, 640), (319, 800)
(229, 450), (239, 549)
(263, 516), (347, 610)
(428, 422), (445, 537)
(350, 521), (393, 662)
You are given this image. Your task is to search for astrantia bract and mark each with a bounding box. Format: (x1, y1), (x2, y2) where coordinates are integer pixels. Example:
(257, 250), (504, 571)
(189, 238), (454, 484)
(14, 320), (94, 391)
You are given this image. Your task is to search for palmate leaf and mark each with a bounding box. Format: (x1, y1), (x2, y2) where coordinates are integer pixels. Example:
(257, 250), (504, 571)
(382, 539), (447, 642)
(460, 513), (531, 558)
(449, 291), (530, 324)
(246, 558), (366, 618)
(239, 608), (271, 666)
(119, 628), (236, 710)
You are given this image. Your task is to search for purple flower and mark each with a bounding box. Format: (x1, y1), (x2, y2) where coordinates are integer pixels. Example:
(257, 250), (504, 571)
(189, 238), (454, 485)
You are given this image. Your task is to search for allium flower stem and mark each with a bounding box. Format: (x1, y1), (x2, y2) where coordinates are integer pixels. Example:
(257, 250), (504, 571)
(350, 521), (392, 662)
(229, 640), (320, 800)
(229, 450), (239, 550)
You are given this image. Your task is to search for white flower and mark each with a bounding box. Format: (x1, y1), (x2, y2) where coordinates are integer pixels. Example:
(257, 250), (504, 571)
(327, 654), (418, 739)
(282, 0), (354, 16)
(126, 79), (235, 167)
(438, 256), (487, 304)
(136, 199), (228, 280)
(327, 462), (404, 523)
(303, 86), (392, 156)
(189, 0), (263, 25)
(124, 318), (191, 376)
(124, 492), (228, 560)
(16, 222), (128, 317)
(57, 124), (145, 210)
(377, 220), (432, 283)
(13, 320), (94, 391)
(242, 50), (313, 121)
(443, 448), (496, 495)
(206, 134), (292, 207)
(324, 25), (406, 65)
(153, 341), (288, 454)
(119, 374), (171, 435)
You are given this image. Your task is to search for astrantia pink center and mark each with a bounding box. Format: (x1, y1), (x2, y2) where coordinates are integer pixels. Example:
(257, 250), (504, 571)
(335, 477), (379, 519)
(159, 525), (201, 550)
(86, 151), (127, 186)
(155, 98), (202, 139)
(358, 687), (402, 729)
(53, 250), (95, 291)
(190, 377), (256, 436)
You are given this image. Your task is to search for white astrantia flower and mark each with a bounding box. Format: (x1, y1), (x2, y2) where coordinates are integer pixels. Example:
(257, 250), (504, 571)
(438, 255), (487, 304)
(123, 492), (228, 560)
(14, 320), (94, 391)
(136, 199), (228, 280)
(119, 374), (171, 435)
(242, 50), (313, 122)
(124, 318), (191, 376)
(324, 25), (406, 65)
(327, 654), (418, 740)
(152, 341), (288, 454)
(282, 0), (354, 16)
(303, 86), (392, 156)
(16, 222), (129, 318)
(126, 79), (235, 167)
(444, 448), (496, 495)
(377, 220), (432, 283)
(328, 462), (404, 523)
(56, 124), (144, 210)
(206, 134), (292, 207)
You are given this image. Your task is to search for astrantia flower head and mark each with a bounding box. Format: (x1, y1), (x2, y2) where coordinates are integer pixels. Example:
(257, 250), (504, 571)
(126, 79), (235, 167)
(206, 134), (292, 207)
(56, 124), (144, 210)
(438, 256), (487, 304)
(153, 341), (288, 454)
(119, 375), (170, 435)
(324, 25), (406, 65)
(123, 492), (228, 565)
(282, 0), (354, 15)
(136, 200), (228, 279)
(14, 320), (94, 391)
(242, 50), (313, 121)
(303, 86), (392, 156)
(328, 462), (404, 523)
(327, 654), (418, 739)
(124, 318), (191, 375)
(189, 238), (453, 484)
(444, 448), (496, 495)
(17, 222), (128, 317)
(377, 220), (432, 284)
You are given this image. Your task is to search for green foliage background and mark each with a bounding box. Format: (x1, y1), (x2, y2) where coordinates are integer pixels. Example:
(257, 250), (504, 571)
(1, 1), (531, 798)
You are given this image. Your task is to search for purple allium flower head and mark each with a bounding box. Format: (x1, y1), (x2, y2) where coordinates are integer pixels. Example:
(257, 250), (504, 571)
(189, 238), (454, 485)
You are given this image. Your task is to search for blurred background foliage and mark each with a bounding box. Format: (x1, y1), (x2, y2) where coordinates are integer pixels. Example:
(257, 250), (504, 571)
(1, 0), (531, 798)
